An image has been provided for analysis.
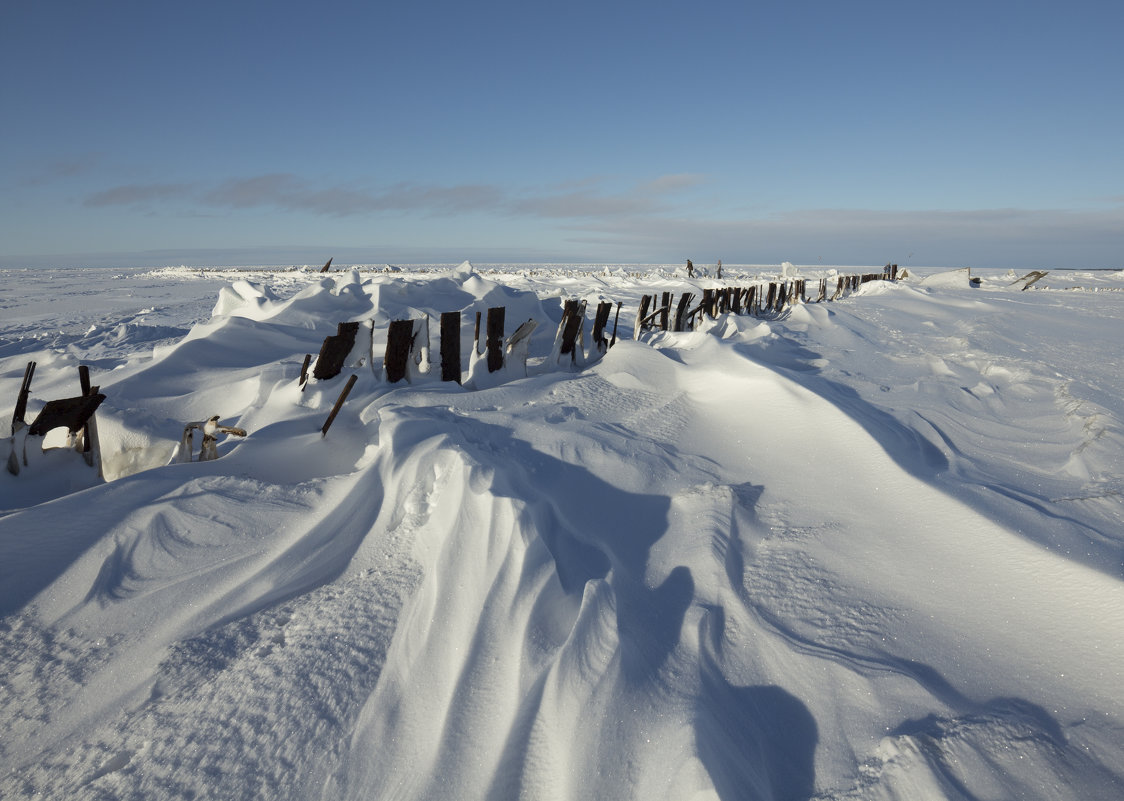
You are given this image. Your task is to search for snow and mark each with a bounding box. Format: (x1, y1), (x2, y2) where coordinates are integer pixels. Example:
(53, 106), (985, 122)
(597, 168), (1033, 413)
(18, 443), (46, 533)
(2, 262), (1123, 800)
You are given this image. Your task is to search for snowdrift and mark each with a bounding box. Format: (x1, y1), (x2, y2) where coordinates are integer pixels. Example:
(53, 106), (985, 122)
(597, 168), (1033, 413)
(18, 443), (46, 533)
(2, 263), (1123, 800)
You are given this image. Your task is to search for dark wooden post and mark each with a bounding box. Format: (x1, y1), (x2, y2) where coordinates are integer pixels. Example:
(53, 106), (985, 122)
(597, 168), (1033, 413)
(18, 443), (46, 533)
(486, 307), (505, 372)
(298, 354), (312, 387)
(591, 301), (613, 353)
(609, 301), (622, 347)
(634, 295), (652, 338)
(12, 361), (36, 432)
(384, 319), (416, 383)
(77, 365), (94, 457)
(320, 257), (333, 273)
(674, 293), (693, 331)
(660, 292), (672, 330)
(440, 311), (462, 383)
(702, 289), (715, 318)
(558, 300), (585, 359)
(321, 374), (358, 436)
(313, 322), (361, 380)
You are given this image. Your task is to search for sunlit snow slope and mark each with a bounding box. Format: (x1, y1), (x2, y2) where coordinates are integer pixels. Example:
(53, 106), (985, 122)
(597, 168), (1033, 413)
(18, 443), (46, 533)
(2, 263), (1122, 800)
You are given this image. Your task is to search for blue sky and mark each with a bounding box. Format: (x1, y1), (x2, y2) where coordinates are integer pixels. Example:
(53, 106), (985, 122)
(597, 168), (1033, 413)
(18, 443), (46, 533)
(2, 0), (1121, 268)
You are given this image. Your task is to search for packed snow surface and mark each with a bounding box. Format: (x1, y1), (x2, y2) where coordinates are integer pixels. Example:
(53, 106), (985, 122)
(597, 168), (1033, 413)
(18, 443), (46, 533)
(2, 262), (1123, 800)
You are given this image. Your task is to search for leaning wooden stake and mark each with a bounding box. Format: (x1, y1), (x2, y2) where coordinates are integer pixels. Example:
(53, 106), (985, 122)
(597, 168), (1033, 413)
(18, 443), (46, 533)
(12, 361), (35, 433)
(299, 354), (312, 388)
(321, 375), (358, 437)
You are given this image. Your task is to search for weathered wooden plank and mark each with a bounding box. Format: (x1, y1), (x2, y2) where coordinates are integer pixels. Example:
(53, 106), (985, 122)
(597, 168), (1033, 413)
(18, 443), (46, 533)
(384, 319), (416, 383)
(12, 361), (35, 433)
(609, 301), (622, 347)
(28, 394), (106, 437)
(559, 300), (585, 357)
(313, 321), (361, 380)
(440, 311), (462, 383)
(673, 293), (694, 331)
(78, 365), (95, 459)
(486, 307), (506, 372)
(320, 257), (333, 273)
(591, 301), (613, 353)
(634, 295), (652, 338)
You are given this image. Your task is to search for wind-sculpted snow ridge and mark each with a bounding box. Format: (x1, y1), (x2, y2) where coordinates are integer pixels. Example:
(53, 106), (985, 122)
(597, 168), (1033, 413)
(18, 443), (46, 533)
(1, 264), (1123, 800)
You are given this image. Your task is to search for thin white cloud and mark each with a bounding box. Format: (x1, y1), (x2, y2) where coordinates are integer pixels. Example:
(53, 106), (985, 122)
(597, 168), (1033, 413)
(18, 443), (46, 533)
(84, 182), (195, 207)
(636, 173), (708, 195)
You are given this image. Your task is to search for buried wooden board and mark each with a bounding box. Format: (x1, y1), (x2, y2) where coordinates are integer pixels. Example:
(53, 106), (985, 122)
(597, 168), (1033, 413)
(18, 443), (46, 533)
(27, 394), (106, 437)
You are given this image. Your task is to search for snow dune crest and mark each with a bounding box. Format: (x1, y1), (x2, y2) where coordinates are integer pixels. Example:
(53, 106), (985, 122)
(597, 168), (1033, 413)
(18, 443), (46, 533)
(1, 264), (1123, 799)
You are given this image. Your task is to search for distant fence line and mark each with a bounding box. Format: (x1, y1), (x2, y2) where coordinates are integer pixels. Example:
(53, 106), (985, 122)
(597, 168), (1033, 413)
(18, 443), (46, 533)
(307, 265), (900, 433)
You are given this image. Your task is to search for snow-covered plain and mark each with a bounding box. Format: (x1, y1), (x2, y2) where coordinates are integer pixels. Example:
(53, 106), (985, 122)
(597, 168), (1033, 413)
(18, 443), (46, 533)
(1, 262), (1122, 800)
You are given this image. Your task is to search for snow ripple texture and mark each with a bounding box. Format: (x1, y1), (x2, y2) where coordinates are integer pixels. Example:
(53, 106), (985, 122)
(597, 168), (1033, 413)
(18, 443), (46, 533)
(2, 264), (1123, 800)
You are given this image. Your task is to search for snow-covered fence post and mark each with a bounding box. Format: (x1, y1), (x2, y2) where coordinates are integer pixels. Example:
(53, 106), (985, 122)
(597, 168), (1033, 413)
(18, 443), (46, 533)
(440, 311), (462, 384)
(321, 376), (358, 437)
(555, 299), (586, 365)
(384, 319), (417, 383)
(591, 301), (614, 354)
(634, 295), (652, 339)
(313, 322), (361, 381)
(505, 319), (538, 375)
(609, 301), (622, 347)
(12, 361), (35, 433)
(179, 416), (247, 461)
(673, 293), (693, 331)
(486, 307), (506, 373)
(661, 292), (673, 330)
(701, 289), (716, 318)
(77, 365), (102, 473)
(6, 362), (36, 475)
(765, 283), (777, 311)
